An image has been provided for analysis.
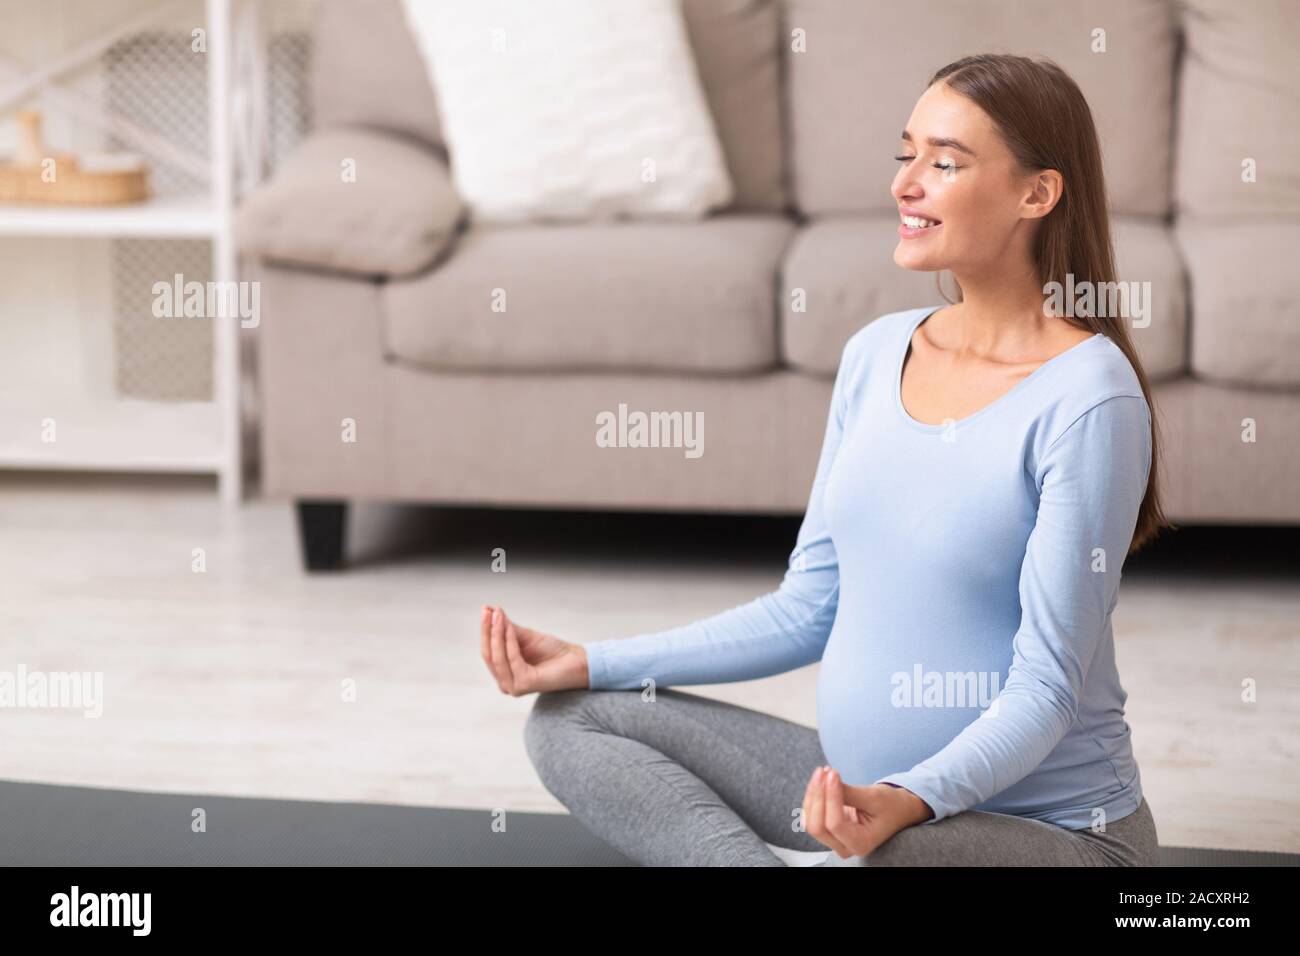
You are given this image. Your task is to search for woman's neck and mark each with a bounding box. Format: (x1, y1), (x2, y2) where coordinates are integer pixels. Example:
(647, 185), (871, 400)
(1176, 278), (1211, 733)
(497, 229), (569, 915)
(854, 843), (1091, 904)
(943, 263), (1056, 354)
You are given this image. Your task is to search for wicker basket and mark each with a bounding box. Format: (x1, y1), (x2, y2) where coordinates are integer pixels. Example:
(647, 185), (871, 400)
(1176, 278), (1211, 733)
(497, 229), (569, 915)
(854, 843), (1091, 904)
(0, 109), (149, 205)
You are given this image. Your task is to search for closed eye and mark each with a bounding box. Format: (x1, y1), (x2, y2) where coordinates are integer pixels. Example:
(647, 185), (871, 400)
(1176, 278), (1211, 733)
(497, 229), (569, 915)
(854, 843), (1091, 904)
(894, 155), (960, 172)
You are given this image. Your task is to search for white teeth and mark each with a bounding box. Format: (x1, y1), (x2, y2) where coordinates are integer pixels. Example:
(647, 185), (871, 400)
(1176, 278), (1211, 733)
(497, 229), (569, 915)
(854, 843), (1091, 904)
(902, 215), (938, 228)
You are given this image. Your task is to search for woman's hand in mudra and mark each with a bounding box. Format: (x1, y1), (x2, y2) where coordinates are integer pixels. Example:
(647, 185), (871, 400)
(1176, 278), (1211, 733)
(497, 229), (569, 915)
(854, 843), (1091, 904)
(479, 604), (589, 695)
(802, 767), (934, 859)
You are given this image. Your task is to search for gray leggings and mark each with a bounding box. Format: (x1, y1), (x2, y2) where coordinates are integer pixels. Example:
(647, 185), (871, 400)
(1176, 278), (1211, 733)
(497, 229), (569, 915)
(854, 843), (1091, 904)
(524, 687), (1161, 866)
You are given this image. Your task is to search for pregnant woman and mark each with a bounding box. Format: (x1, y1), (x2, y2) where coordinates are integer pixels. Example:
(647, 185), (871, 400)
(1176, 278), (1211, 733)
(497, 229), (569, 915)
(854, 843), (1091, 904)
(480, 53), (1171, 866)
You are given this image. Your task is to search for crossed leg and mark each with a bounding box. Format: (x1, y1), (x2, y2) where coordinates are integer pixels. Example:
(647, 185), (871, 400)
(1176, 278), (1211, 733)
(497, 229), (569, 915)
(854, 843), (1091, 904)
(524, 687), (1156, 867)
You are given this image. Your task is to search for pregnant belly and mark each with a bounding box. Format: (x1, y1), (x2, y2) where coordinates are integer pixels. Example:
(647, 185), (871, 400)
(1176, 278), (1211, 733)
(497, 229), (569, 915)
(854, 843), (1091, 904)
(815, 624), (1010, 785)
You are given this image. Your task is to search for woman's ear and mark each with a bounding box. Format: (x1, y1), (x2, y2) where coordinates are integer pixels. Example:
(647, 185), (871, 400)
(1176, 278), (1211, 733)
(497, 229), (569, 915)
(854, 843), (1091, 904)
(1021, 168), (1064, 220)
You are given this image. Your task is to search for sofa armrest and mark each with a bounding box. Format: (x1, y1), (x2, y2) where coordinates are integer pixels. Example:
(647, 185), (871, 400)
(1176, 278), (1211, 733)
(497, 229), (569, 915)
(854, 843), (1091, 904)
(236, 127), (465, 278)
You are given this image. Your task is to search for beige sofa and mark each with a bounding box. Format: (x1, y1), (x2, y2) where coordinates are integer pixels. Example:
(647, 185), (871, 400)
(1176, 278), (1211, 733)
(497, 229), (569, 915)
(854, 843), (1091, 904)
(237, 0), (1300, 569)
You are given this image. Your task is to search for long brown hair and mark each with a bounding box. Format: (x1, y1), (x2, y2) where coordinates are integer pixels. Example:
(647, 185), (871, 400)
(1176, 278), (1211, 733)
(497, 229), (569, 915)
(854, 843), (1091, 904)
(927, 53), (1174, 553)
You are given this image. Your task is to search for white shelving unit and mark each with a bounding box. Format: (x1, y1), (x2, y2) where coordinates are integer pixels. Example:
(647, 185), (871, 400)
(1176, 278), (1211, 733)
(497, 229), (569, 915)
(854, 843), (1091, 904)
(0, 192), (217, 237)
(0, 397), (222, 472)
(0, 0), (259, 504)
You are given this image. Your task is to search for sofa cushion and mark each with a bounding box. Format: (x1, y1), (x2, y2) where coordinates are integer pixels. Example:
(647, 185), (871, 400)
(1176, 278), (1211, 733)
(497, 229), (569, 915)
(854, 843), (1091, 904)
(235, 128), (465, 278)
(309, 0), (787, 213)
(682, 0), (788, 212)
(1175, 0), (1300, 218)
(382, 214), (794, 374)
(1110, 218), (1188, 383)
(401, 0), (734, 224)
(1176, 222), (1300, 388)
(783, 0), (1176, 218)
(780, 216), (1187, 380)
(311, 0), (444, 150)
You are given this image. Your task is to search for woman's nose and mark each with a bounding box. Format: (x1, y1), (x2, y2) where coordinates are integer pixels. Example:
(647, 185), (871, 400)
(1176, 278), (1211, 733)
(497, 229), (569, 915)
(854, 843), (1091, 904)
(892, 172), (923, 204)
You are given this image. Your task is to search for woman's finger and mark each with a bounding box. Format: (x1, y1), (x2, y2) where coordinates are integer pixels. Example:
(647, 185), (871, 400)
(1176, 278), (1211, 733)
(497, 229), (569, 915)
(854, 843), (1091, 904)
(479, 605), (493, 666)
(806, 770), (837, 853)
(811, 768), (852, 856)
(504, 621), (531, 694)
(489, 607), (512, 693)
(800, 767), (818, 842)
(822, 769), (866, 856)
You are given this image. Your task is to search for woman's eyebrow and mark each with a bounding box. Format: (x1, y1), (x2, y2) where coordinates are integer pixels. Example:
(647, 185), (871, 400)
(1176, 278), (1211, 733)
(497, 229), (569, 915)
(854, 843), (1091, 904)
(900, 130), (977, 156)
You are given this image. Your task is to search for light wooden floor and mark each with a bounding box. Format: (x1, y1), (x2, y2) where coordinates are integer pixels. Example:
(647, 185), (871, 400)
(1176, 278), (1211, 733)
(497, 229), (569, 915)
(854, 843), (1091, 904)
(1, 472), (1296, 852)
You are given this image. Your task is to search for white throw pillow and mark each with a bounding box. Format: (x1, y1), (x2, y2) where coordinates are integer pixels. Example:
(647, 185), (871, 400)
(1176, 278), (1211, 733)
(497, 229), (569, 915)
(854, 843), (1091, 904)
(399, 0), (734, 223)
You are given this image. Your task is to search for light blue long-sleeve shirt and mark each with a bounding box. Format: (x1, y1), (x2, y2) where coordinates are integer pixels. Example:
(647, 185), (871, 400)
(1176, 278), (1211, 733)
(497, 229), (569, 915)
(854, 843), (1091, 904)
(584, 305), (1153, 831)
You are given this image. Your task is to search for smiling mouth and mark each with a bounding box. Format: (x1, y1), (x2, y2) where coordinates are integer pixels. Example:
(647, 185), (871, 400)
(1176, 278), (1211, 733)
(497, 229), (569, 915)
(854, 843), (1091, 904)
(900, 214), (941, 229)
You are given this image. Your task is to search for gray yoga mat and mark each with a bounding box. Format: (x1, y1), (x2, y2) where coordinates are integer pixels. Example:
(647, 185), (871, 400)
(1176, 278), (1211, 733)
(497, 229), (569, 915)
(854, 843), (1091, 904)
(0, 779), (1293, 867)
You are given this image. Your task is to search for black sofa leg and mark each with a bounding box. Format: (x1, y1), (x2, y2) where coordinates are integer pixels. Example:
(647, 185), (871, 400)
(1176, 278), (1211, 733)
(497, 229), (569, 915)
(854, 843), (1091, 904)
(296, 500), (347, 571)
